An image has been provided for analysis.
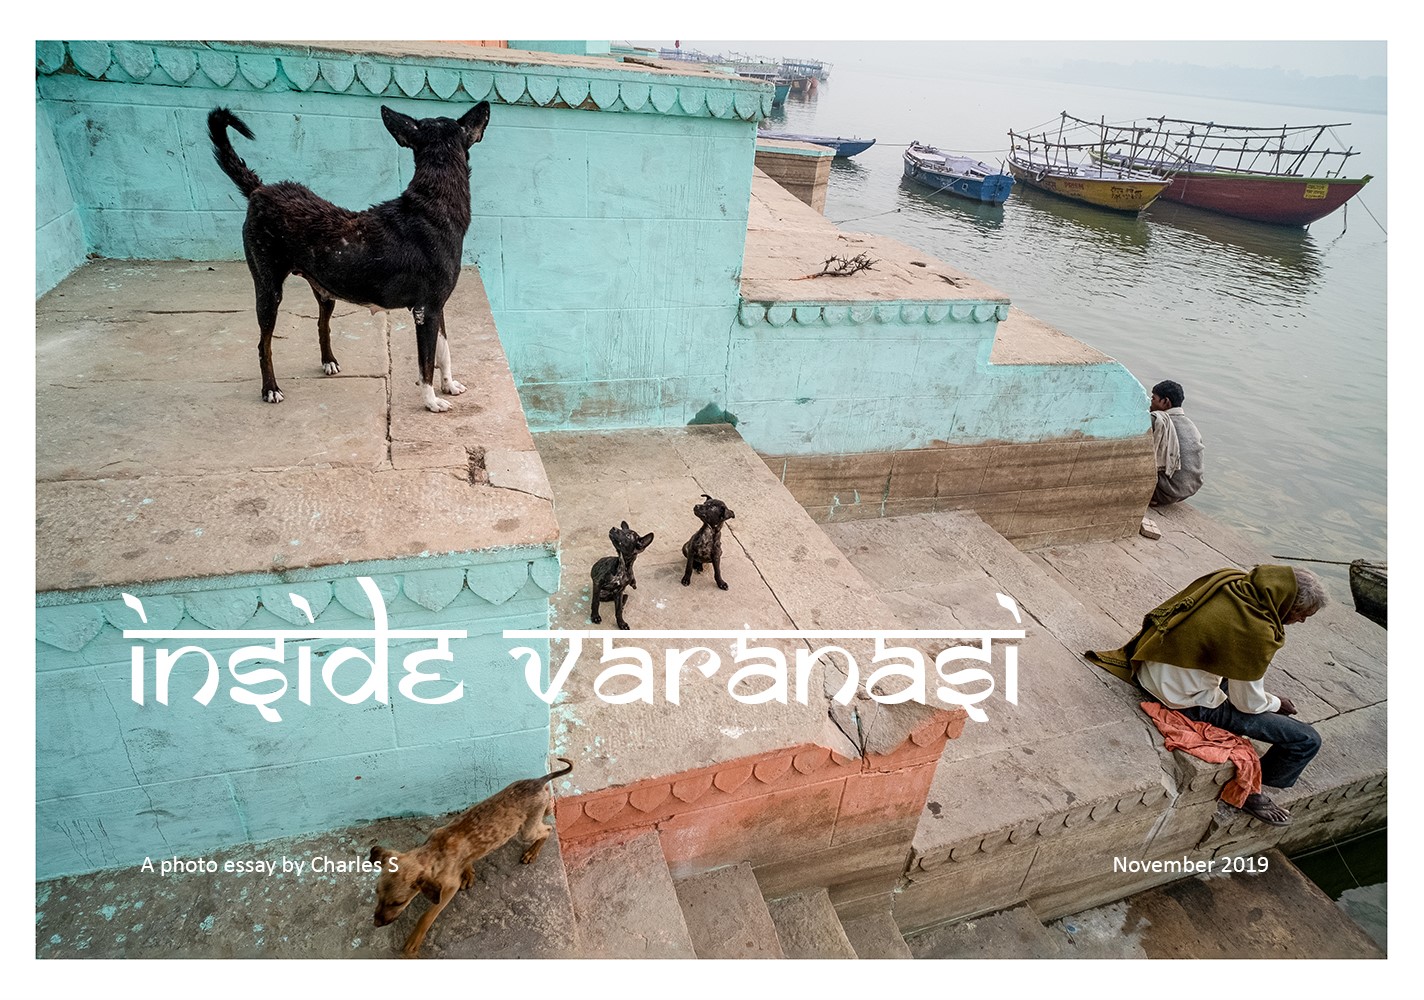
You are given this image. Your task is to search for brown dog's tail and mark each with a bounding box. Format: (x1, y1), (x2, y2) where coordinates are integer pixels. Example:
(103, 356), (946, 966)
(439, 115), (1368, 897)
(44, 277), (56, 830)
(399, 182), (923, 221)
(208, 108), (263, 198)
(540, 757), (574, 784)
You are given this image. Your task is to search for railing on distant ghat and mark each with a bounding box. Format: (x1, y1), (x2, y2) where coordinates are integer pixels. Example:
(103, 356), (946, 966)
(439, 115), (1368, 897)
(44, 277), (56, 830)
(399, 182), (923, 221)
(35, 40), (776, 121)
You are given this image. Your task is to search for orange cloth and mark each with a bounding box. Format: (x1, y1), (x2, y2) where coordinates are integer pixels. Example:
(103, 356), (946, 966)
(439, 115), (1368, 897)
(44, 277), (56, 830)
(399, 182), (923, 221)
(1140, 701), (1262, 808)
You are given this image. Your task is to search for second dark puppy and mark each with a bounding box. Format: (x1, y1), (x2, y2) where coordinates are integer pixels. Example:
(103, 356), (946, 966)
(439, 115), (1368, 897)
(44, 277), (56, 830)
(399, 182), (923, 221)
(208, 101), (490, 411)
(681, 494), (735, 590)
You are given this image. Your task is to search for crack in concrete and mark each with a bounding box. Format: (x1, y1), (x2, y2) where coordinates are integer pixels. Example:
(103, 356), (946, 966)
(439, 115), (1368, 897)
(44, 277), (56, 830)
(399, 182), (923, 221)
(97, 681), (174, 854)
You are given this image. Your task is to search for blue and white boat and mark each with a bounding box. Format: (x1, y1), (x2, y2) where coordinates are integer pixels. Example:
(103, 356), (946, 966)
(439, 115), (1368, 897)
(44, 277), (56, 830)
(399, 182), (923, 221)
(903, 142), (1014, 204)
(757, 130), (877, 158)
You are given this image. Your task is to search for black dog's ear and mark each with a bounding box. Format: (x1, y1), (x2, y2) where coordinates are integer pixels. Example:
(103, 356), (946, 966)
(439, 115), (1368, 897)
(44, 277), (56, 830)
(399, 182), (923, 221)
(380, 106), (421, 149)
(459, 101), (490, 146)
(725, 509), (735, 519)
(638, 532), (655, 550)
(620, 520), (630, 530)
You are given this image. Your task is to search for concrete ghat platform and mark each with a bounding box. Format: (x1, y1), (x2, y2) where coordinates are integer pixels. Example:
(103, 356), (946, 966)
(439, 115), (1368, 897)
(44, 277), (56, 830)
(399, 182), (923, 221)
(36, 260), (556, 592)
(534, 426), (963, 909)
(823, 503), (1386, 933)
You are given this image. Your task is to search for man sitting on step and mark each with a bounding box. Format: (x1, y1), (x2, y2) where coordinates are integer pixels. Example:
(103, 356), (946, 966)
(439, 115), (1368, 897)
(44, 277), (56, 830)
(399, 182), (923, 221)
(1148, 379), (1204, 507)
(1086, 564), (1328, 826)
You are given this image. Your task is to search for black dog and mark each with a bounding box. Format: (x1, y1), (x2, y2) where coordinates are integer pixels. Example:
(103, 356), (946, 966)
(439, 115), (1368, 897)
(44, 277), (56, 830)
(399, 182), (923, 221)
(681, 494), (735, 590)
(591, 521), (654, 630)
(208, 101), (490, 411)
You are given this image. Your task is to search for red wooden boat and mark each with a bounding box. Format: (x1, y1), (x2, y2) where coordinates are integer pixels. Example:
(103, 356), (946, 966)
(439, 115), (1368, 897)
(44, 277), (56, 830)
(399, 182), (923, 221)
(1081, 115), (1372, 227)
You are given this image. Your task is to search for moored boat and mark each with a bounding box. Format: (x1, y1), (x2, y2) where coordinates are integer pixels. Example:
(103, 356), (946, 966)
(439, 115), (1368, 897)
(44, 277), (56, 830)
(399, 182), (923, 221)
(1008, 119), (1172, 213)
(1349, 559), (1386, 628)
(903, 142), (1014, 204)
(757, 130), (876, 158)
(1086, 115), (1372, 227)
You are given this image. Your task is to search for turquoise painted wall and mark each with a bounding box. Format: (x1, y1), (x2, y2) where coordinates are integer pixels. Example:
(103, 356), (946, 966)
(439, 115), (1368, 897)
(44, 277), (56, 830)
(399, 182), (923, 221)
(726, 301), (1150, 453)
(35, 554), (557, 879)
(35, 99), (87, 299)
(510, 41), (612, 57)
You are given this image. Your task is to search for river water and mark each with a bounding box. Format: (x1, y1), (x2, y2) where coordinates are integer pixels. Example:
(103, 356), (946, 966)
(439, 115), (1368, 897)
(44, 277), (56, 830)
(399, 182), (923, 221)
(762, 61), (1388, 604)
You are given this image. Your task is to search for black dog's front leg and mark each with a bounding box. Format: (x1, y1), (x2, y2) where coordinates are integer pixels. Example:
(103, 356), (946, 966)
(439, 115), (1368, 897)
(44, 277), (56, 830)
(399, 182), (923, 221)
(712, 549), (729, 590)
(614, 591), (630, 630)
(413, 305), (449, 412)
(681, 557), (695, 587)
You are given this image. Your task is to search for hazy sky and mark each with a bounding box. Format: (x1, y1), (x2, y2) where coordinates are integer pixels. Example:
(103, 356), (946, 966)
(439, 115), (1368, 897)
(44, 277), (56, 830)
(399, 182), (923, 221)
(641, 40), (1385, 80)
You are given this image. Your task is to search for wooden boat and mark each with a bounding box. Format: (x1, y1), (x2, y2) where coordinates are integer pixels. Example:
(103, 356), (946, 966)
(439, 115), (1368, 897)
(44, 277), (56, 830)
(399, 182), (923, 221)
(1349, 559), (1386, 628)
(757, 130), (876, 158)
(1007, 120), (1172, 213)
(1084, 115), (1372, 227)
(903, 142), (1014, 204)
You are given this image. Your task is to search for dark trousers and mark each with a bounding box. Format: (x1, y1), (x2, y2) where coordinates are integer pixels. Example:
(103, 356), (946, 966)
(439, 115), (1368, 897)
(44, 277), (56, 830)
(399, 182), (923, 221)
(1181, 701), (1322, 789)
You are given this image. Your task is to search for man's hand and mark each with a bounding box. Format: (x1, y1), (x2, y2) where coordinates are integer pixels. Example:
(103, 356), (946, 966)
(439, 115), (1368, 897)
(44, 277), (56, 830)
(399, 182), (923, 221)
(1276, 696), (1298, 716)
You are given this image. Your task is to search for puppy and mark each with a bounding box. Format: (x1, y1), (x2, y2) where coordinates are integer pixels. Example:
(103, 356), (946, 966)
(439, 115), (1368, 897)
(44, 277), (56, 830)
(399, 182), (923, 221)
(369, 757), (573, 958)
(590, 521), (654, 630)
(681, 494), (735, 590)
(208, 101), (490, 412)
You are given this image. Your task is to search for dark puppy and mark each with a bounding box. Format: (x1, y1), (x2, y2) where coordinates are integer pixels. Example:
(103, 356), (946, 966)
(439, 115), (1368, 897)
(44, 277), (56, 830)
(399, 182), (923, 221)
(590, 521), (654, 630)
(369, 758), (573, 958)
(681, 494), (735, 590)
(208, 101), (490, 411)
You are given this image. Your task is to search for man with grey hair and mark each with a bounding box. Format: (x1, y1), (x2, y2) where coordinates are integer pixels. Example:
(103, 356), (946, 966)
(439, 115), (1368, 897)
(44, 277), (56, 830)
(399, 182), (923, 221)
(1087, 565), (1329, 826)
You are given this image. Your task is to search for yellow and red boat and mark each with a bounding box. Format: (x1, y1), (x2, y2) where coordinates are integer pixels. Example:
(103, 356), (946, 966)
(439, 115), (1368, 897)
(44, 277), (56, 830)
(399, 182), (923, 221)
(1006, 153), (1171, 213)
(1007, 118), (1172, 214)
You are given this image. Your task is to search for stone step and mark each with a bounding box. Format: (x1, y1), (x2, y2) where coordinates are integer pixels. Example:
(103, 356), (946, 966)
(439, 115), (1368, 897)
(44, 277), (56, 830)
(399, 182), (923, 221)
(1043, 849), (1385, 958)
(839, 909), (914, 959)
(35, 815), (578, 959)
(562, 829), (697, 958)
(905, 903), (1066, 959)
(673, 862), (785, 959)
(765, 888), (858, 959)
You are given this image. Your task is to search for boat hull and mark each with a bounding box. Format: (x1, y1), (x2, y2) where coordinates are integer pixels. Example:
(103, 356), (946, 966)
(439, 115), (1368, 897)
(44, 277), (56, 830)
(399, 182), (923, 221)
(757, 131), (876, 158)
(1160, 172), (1372, 227)
(1008, 161), (1170, 213)
(903, 155), (1014, 204)
(1349, 559), (1387, 628)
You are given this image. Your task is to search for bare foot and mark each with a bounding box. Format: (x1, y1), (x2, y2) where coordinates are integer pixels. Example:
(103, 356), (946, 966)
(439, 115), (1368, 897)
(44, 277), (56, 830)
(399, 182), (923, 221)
(1241, 792), (1291, 826)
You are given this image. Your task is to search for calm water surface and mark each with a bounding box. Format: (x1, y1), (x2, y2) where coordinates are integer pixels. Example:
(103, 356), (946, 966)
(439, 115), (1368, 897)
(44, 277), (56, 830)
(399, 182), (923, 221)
(765, 65), (1388, 602)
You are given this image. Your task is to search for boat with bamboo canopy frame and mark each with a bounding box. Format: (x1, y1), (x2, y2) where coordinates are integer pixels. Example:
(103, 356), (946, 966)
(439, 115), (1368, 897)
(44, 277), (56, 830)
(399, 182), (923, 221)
(1081, 113), (1372, 227)
(1006, 115), (1172, 213)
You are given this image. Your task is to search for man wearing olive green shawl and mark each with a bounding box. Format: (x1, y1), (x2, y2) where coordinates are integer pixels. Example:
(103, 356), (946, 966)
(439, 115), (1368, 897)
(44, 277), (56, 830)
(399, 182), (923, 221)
(1087, 565), (1329, 827)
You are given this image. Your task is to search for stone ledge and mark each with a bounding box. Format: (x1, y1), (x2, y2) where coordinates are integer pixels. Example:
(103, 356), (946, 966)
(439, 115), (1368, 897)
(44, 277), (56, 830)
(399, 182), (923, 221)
(36, 40), (774, 120)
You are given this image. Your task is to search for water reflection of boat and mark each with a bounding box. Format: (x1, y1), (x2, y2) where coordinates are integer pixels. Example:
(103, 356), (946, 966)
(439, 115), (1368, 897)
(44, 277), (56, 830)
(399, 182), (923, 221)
(1008, 182), (1152, 250)
(1146, 199), (1322, 282)
(896, 177), (1005, 230)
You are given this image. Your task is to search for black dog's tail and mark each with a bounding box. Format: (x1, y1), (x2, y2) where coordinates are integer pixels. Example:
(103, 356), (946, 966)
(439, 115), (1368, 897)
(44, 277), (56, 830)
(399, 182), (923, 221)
(208, 108), (263, 198)
(540, 758), (574, 784)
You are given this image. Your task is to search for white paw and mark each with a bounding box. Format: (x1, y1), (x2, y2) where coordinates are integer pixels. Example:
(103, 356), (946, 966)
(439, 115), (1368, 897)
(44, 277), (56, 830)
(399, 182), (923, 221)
(422, 385), (451, 412)
(323, 361), (341, 376)
(264, 389), (285, 403)
(443, 377), (467, 396)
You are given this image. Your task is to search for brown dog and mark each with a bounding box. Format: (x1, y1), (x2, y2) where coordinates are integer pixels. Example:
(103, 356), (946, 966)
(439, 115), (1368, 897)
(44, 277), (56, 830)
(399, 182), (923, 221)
(369, 757), (573, 957)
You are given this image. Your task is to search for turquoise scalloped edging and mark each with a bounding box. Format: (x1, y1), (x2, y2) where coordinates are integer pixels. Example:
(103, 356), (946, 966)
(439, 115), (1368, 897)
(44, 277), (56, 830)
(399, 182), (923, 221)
(35, 40), (771, 122)
(736, 300), (1011, 328)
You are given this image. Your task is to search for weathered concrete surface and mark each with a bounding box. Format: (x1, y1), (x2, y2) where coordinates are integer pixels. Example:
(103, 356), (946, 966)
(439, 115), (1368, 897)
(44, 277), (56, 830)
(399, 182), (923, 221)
(840, 909), (913, 959)
(766, 888), (857, 959)
(562, 829), (696, 958)
(674, 863), (785, 959)
(1046, 851), (1385, 958)
(36, 260), (556, 593)
(742, 169), (1010, 305)
(536, 425), (949, 796)
(825, 504), (1386, 934)
(35, 815), (577, 959)
(907, 904), (1067, 959)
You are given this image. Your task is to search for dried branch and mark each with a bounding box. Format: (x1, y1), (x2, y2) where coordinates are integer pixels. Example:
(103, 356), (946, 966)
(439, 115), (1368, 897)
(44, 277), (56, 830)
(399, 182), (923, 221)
(794, 252), (877, 279)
